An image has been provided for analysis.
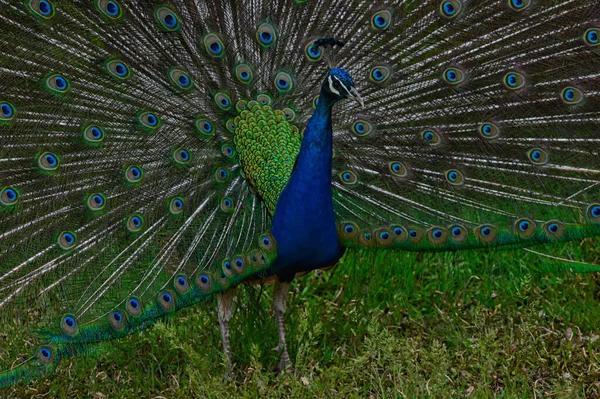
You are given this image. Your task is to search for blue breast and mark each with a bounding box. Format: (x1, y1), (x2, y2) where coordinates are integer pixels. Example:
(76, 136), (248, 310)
(270, 95), (343, 281)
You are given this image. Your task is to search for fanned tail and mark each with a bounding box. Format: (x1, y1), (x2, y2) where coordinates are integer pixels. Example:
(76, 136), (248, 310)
(323, 1), (600, 255)
(0, 0), (294, 385)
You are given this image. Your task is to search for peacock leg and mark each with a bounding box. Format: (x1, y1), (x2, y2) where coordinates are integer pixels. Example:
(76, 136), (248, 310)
(272, 277), (292, 370)
(218, 288), (235, 376)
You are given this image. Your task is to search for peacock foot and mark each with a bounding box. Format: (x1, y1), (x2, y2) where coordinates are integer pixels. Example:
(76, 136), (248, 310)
(277, 349), (292, 372)
(271, 343), (284, 352)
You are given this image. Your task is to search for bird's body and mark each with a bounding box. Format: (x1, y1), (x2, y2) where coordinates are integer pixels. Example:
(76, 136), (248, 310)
(1, 0), (600, 387)
(271, 78), (344, 282)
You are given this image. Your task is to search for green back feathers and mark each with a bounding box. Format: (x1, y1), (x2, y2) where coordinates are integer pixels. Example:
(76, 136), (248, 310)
(234, 100), (302, 214)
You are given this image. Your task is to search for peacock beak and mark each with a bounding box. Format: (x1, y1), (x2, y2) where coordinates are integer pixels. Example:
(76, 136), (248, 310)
(348, 87), (364, 108)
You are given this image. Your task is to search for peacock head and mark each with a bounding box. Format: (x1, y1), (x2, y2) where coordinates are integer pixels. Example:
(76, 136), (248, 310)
(322, 68), (364, 108)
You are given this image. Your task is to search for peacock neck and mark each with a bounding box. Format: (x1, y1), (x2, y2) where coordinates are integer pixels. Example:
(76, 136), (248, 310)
(295, 95), (335, 176)
(302, 96), (335, 148)
(270, 92), (343, 281)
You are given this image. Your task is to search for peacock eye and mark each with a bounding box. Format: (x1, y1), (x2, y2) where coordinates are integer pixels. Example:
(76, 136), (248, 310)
(333, 79), (341, 89)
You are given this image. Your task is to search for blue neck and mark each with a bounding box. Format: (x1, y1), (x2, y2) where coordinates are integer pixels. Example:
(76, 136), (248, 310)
(270, 93), (343, 281)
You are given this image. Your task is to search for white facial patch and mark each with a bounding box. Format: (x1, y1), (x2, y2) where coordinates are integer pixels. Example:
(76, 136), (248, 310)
(328, 75), (351, 97)
(328, 75), (340, 96)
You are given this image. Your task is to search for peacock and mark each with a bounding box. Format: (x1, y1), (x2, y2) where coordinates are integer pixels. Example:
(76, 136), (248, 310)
(1, 0), (600, 388)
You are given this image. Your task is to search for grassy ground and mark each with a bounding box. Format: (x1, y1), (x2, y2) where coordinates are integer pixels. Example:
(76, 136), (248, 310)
(2, 240), (600, 398)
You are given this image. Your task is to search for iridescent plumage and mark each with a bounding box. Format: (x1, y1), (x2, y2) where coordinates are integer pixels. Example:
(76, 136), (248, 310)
(1, 0), (600, 387)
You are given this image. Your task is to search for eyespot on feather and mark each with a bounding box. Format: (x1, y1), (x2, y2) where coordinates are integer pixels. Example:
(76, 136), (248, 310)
(282, 107), (296, 122)
(82, 124), (105, 145)
(407, 226), (424, 244)
(109, 310), (127, 330)
(61, 314), (78, 335)
(195, 117), (214, 136)
(214, 92), (232, 111)
(172, 147), (192, 166)
(204, 33), (225, 58)
(0, 101), (16, 122)
(105, 59), (131, 80)
(584, 28), (600, 47)
(214, 167), (229, 183)
(154, 5), (180, 31)
(351, 120), (373, 137)
(543, 220), (565, 239)
(233, 255), (247, 274)
(475, 224), (498, 243)
(0, 187), (19, 207)
(421, 129), (442, 146)
(169, 197), (184, 215)
(390, 225), (408, 242)
(304, 42), (322, 62)
(449, 225), (468, 242)
(439, 0), (463, 19)
(338, 222), (360, 241)
(587, 204), (600, 222)
(257, 251), (268, 266)
(375, 228), (394, 247)
(126, 214), (144, 233)
(168, 67), (193, 90)
(389, 161), (408, 178)
(560, 86), (585, 105)
(138, 112), (161, 131)
(221, 143), (235, 158)
(527, 148), (549, 165)
(259, 233), (276, 252)
(44, 74), (70, 94)
(339, 170), (358, 185)
(503, 71), (526, 90)
(222, 258), (234, 277)
(235, 64), (253, 84)
(236, 100), (248, 112)
(37, 152), (60, 172)
(274, 71), (294, 94)
(220, 197), (234, 212)
(196, 273), (213, 292)
(157, 291), (176, 311)
(445, 169), (465, 186)
(38, 346), (54, 364)
(86, 193), (106, 211)
(96, 0), (123, 19)
(126, 297), (142, 317)
(256, 22), (277, 48)
(427, 227), (449, 245)
(124, 165), (143, 183)
(359, 231), (376, 248)
(27, 0), (55, 19)
(514, 217), (536, 238)
(369, 66), (392, 83)
(478, 122), (500, 140)
(58, 231), (77, 250)
(174, 274), (190, 294)
(257, 93), (272, 106)
(371, 10), (392, 30)
(442, 67), (467, 86)
(507, 0), (531, 11)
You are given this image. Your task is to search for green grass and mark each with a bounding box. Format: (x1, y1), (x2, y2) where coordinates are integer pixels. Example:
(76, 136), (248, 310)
(2, 240), (600, 398)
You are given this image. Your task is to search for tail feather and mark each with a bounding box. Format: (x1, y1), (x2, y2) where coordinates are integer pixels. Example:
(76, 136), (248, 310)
(0, 0), (297, 383)
(329, 1), (600, 252)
